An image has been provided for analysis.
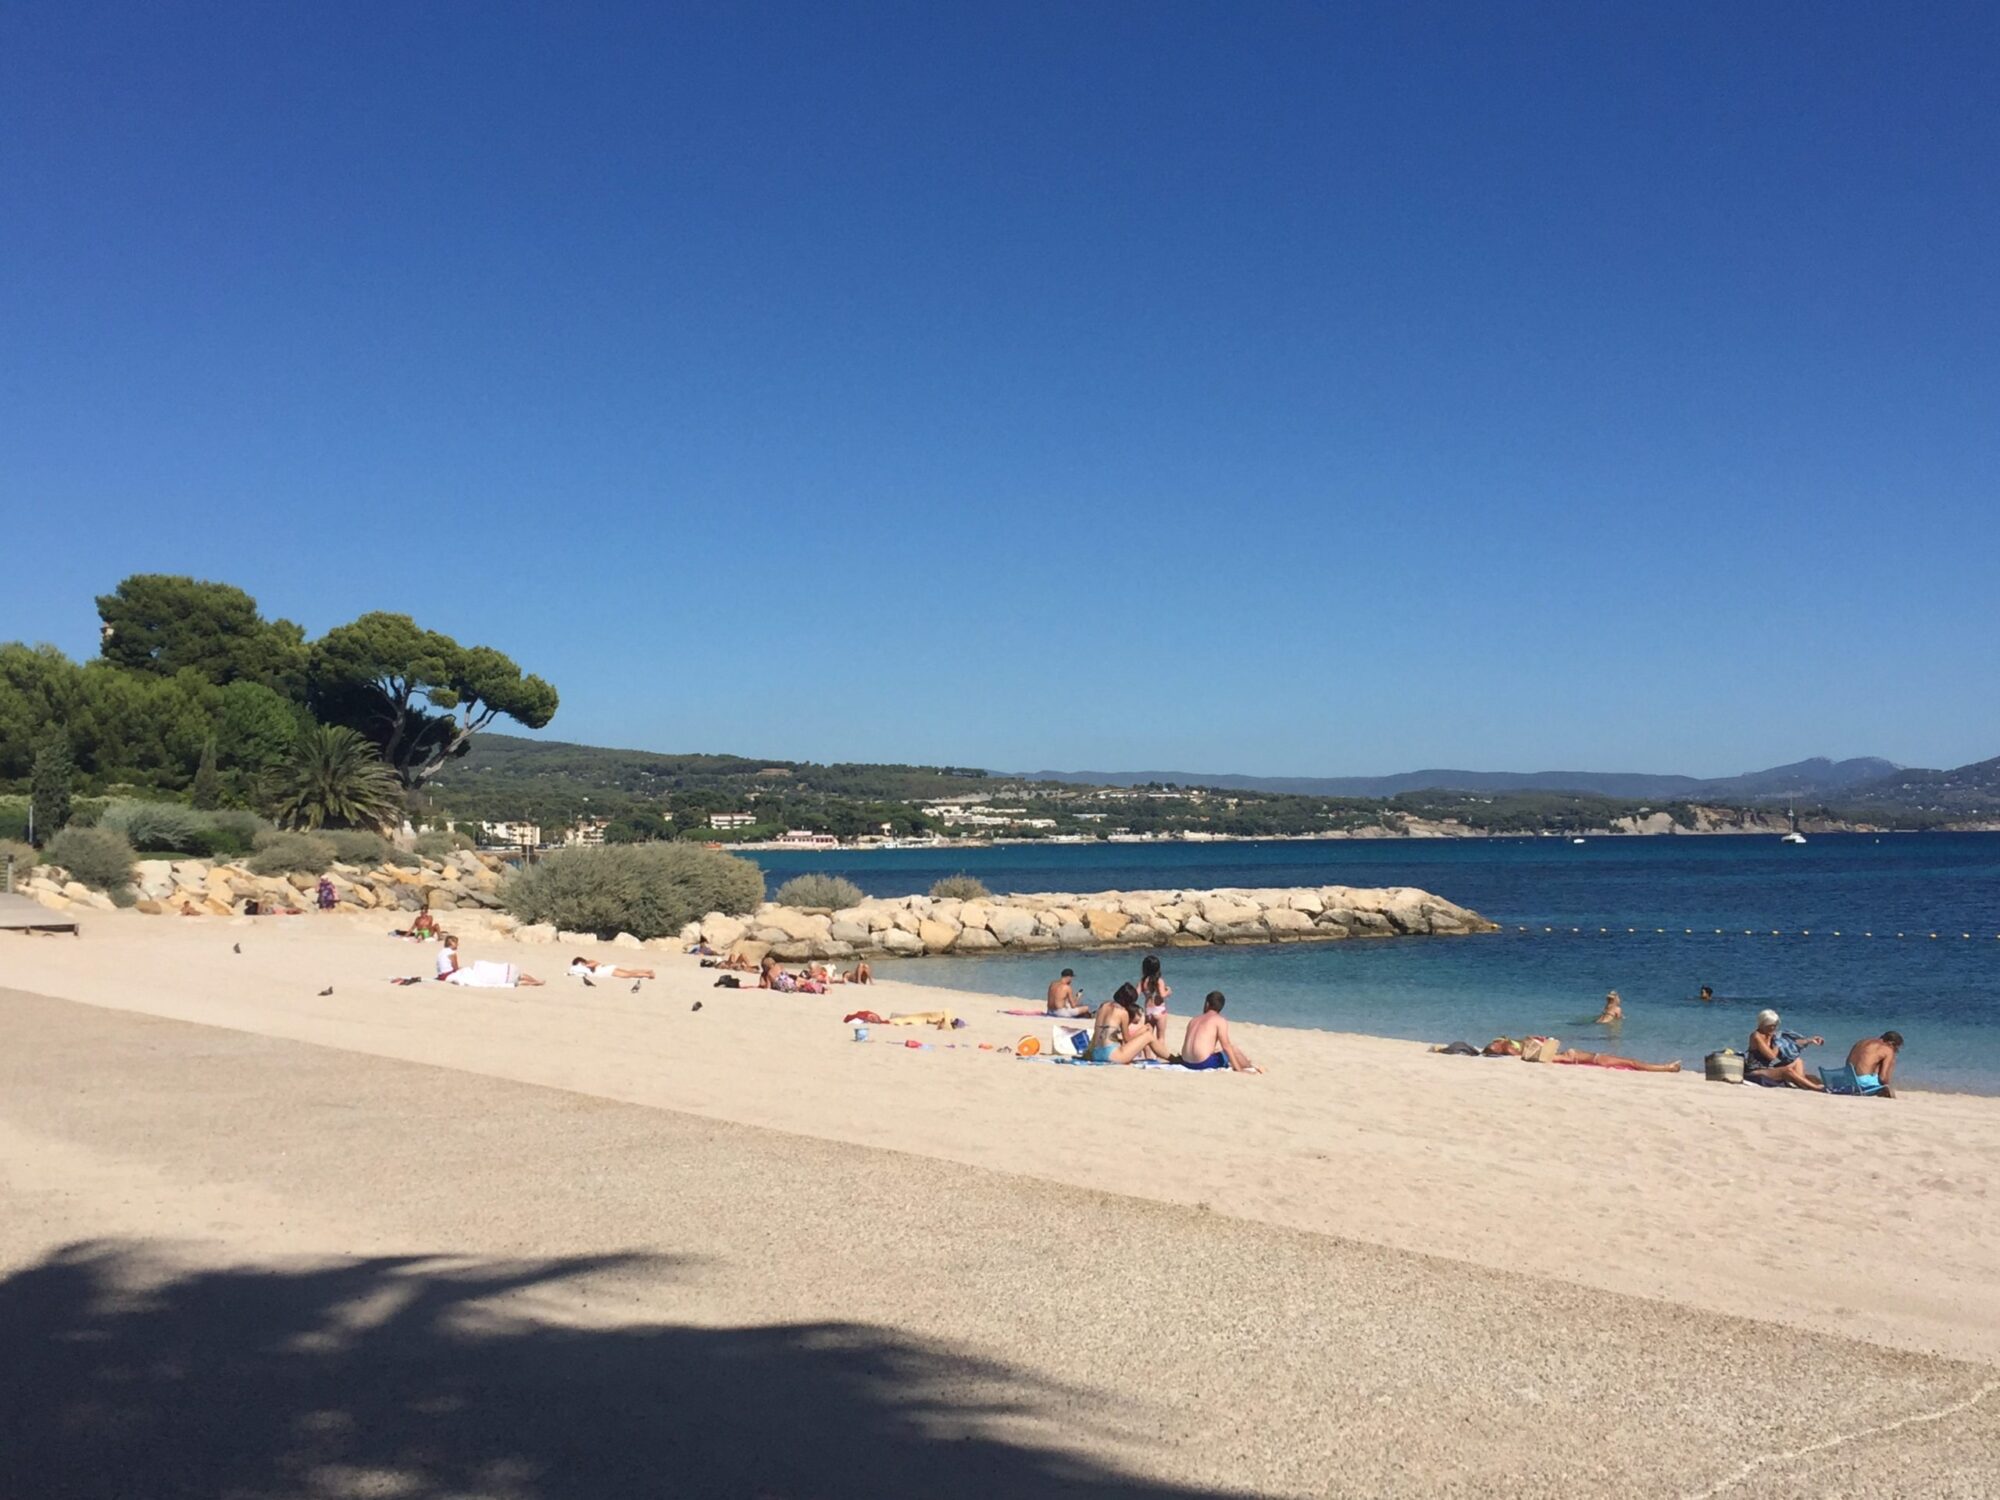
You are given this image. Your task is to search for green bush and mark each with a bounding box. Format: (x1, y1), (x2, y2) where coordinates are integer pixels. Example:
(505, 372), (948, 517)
(0, 838), (39, 882)
(414, 829), (473, 857)
(322, 829), (390, 866)
(929, 873), (991, 901)
(47, 826), (137, 893)
(503, 843), (765, 940)
(773, 872), (866, 909)
(247, 830), (338, 875)
(97, 799), (209, 854)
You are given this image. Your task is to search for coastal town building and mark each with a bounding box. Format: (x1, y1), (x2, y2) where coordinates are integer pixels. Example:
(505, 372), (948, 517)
(776, 829), (839, 849)
(708, 812), (756, 830)
(478, 820), (542, 849)
(563, 817), (611, 848)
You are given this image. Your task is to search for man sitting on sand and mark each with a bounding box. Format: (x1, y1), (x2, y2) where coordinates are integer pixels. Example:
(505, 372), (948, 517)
(1846, 1031), (1905, 1098)
(1046, 968), (1088, 1018)
(567, 956), (656, 980)
(1180, 991), (1261, 1073)
(1088, 983), (1166, 1065)
(1747, 1010), (1824, 1089)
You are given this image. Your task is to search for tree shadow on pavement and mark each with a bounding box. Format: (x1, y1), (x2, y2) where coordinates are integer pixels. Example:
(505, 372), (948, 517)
(1, 1240), (1212, 1500)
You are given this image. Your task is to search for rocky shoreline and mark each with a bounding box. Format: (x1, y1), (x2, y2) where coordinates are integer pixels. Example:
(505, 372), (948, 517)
(8, 854), (1495, 962)
(668, 885), (1497, 964)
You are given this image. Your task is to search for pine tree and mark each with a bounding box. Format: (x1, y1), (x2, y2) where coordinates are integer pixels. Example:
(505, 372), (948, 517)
(30, 727), (74, 845)
(191, 736), (222, 810)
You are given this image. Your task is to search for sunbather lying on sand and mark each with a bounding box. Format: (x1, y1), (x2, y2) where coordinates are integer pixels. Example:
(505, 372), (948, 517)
(1475, 1037), (1678, 1071)
(568, 956), (655, 980)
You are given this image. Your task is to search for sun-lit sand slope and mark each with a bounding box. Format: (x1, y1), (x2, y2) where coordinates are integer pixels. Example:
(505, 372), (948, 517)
(5, 910), (1996, 1367)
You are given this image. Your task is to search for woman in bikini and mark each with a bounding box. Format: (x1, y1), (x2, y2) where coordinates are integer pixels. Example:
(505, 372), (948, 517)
(1139, 955), (1174, 1058)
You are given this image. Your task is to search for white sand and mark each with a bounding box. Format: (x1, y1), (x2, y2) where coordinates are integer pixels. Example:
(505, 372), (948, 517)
(6, 909), (1996, 1364)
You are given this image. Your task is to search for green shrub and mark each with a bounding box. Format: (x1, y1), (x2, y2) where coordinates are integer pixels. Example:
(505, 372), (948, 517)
(204, 809), (270, 858)
(0, 799), (28, 842)
(47, 826), (137, 893)
(414, 829), (473, 857)
(247, 830), (337, 875)
(503, 843), (765, 940)
(773, 872), (866, 909)
(97, 799), (210, 853)
(322, 829), (390, 866)
(0, 838), (39, 883)
(929, 873), (991, 901)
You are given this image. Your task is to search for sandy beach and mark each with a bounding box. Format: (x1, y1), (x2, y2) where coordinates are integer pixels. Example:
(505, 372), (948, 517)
(5, 911), (1999, 1495)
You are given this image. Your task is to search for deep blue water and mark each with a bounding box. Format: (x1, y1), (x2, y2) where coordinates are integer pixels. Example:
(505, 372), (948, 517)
(746, 835), (2000, 1093)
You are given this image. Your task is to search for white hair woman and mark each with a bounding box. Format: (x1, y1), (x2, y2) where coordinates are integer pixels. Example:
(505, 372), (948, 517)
(1747, 1009), (1825, 1089)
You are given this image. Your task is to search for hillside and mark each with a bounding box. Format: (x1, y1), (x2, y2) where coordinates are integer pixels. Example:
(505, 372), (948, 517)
(1837, 756), (2000, 815)
(1022, 757), (1902, 803)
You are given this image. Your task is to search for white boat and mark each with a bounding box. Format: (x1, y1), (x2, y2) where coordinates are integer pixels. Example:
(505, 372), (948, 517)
(1571, 837), (1587, 845)
(1780, 831), (1807, 845)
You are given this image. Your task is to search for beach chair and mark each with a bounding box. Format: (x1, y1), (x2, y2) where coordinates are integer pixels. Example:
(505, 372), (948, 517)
(1818, 1063), (1883, 1096)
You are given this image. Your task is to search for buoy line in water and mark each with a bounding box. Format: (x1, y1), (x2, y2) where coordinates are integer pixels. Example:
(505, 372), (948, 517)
(1510, 927), (1997, 940)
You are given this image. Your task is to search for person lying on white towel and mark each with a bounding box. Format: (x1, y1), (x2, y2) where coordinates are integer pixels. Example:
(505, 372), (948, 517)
(435, 936), (545, 987)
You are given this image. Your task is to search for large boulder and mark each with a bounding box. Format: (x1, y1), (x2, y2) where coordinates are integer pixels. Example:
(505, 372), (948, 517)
(1263, 907), (1316, 937)
(701, 915), (748, 950)
(1082, 909), (1131, 942)
(877, 928), (923, 956)
(953, 927), (1001, 953)
(917, 918), (960, 954)
(758, 906), (831, 942)
(1198, 896), (1262, 927)
(133, 861), (177, 901)
(829, 919), (873, 946)
(612, 931), (645, 949)
(986, 908), (1038, 944)
(1056, 921), (1093, 948)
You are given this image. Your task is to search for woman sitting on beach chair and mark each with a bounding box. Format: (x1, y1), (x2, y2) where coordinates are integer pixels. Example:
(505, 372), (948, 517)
(1747, 1010), (1825, 1089)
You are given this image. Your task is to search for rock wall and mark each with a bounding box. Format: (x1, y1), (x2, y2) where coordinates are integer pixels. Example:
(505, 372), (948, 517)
(675, 885), (1497, 965)
(16, 850), (509, 917)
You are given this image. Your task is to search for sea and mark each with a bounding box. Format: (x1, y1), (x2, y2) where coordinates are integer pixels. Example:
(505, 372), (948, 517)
(745, 833), (2000, 1094)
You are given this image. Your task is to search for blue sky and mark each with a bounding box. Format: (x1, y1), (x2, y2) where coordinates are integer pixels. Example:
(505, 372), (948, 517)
(4, 2), (1995, 777)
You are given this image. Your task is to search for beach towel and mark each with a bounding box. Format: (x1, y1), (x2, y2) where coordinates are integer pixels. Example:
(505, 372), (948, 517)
(843, 1010), (889, 1025)
(885, 1010), (956, 1028)
(446, 960), (517, 988)
(1004, 1007), (1091, 1019)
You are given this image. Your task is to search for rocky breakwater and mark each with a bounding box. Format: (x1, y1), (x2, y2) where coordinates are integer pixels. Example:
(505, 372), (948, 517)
(17, 850), (512, 917)
(685, 885), (1497, 966)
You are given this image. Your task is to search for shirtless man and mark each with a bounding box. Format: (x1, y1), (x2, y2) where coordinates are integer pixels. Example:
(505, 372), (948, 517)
(1179, 991), (1260, 1073)
(1088, 983), (1163, 1065)
(1846, 1031), (1905, 1098)
(1046, 968), (1088, 1018)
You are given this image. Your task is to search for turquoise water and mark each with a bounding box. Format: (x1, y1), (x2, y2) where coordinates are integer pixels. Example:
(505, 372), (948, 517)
(748, 834), (2000, 1093)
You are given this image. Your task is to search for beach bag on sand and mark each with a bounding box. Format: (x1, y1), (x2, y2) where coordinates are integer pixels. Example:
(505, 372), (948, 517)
(1704, 1050), (1745, 1084)
(1053, 1026), (1089, 1058)
(1519, 1036), (1561, 1063)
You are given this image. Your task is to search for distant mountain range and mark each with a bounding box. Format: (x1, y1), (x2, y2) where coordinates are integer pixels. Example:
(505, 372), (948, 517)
(1019, 757), (1908, 804)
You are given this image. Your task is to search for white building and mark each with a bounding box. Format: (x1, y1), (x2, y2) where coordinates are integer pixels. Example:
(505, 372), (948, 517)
(479, 820), (542, 848)
(776, 829), (839, 849)
(708, 812), (756, 830)
(564, 817), (611, 848)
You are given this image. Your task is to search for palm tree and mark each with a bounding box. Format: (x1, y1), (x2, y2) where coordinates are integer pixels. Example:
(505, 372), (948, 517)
(267, 725), (404, 832)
